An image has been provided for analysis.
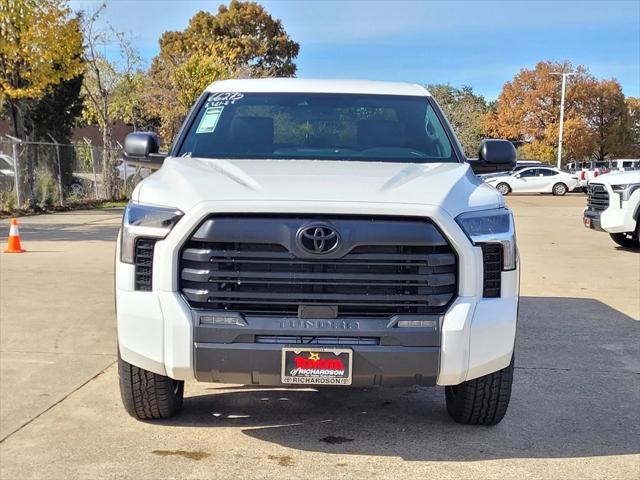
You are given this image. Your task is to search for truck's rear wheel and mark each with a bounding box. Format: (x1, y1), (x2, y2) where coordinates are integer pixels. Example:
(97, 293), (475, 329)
(445, 356), (514, 425)
(118, 353), (184, 420)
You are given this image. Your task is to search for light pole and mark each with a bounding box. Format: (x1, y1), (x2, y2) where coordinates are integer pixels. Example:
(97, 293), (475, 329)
(551, 72), (576, 169)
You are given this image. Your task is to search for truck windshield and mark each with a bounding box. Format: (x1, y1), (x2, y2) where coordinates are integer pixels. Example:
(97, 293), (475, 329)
(176, 93), (457, 163)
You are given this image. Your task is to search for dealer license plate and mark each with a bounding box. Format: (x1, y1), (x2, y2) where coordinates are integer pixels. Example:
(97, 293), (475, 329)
(281, 347), (353, 385)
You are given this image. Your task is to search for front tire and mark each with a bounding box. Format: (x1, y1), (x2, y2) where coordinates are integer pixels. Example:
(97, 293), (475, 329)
(118, 353), (184, 420)
(445, 356), (514, 426)
(552, 182), (568, 196)
(496, 182), (511, 196)
(610, 224), (639, 249)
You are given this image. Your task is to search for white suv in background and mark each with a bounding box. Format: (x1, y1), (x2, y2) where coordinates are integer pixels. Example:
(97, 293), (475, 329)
(584, 170), (640, 249)
(568, 160), (612, 191)
(116, 78), (520, 425)
(484, 166), (579, 196)
(610, 159), (639, 172)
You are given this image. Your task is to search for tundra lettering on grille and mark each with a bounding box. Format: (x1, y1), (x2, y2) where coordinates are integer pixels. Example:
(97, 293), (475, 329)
(179, 216), (457, 318)
(278, 320), (361, 329)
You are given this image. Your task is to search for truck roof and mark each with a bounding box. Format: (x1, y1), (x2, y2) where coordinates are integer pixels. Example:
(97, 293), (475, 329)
(206, 78), (431, 97)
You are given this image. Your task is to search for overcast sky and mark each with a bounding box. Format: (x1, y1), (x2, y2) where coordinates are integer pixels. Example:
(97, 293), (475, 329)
(69, 0), (640, 99)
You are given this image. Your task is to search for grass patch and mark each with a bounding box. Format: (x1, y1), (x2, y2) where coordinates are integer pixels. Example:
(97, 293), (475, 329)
(0, 199), (127, 218)
(97, 201), (127, 209)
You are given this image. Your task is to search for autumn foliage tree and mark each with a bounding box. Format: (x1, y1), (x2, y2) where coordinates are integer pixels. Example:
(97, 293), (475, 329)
(626, 97), (640, 157)
(147, 0), (300, 139)
(487, 60), (635, 163)
(0, 0), (84, 140)
(486, 61), (588, 161)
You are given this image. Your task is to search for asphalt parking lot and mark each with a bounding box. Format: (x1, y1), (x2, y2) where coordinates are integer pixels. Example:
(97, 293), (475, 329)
(0, 195), (638, 479)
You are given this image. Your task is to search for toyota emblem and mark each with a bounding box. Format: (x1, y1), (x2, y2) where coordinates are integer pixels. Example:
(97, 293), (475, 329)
(297, 224), (340, 254)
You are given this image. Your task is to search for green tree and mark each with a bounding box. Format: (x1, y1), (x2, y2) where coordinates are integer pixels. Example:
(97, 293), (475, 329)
(148, 0), (299, 139)
(29, 74), (84, 183)
(0, 0), (84, 139)
(111, 72), (159, 132)
(154, 0), (299, 77)
(428, 84), (490, 155)
(578, 79), (630, 160)
(29, 75), (83, 143)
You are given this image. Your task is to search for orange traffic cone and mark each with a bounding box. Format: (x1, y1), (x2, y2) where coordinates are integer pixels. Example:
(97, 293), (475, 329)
(4, 218), (26, 253)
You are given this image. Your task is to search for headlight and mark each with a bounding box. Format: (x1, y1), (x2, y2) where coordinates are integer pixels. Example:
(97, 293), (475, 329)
(455, 207), (517, 270)
(611, 183), (640, 203)
(120, 202), (183, 263)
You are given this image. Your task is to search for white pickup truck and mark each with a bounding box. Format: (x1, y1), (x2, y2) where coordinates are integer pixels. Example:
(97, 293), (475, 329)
(116, 78), (519, 425)
(583, 170), (640, 248)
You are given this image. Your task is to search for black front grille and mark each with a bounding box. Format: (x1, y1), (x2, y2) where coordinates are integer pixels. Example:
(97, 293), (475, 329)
(179, 216), (457, 317)
(481, 244), (502, 298)
(134, 238), (156, 291)
(587, 184), (609, 211)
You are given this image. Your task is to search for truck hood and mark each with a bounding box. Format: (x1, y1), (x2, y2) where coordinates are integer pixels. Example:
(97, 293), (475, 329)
(134, 157), (502, 218)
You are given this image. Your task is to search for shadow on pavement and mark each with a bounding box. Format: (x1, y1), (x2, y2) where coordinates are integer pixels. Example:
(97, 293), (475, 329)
(159, 297), (639, 461)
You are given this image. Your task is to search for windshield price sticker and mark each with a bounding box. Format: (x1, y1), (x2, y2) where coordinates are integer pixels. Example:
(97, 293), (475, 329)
(195, 106), (224, 134)
(206, 92), (244, 107)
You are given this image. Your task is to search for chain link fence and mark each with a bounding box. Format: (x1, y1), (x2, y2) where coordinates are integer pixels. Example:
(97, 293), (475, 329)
(0, 138), (148, 212)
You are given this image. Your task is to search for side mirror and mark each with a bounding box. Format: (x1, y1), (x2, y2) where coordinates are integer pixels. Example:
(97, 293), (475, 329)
(123, 132), (166, 169)
(467, 139), (516, 174)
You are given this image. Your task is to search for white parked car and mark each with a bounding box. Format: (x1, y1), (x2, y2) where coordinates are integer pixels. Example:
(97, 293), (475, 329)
(484, 166), (579, 196)
(583, 170), (640, 249)
(0, 154), (16, 190)
(116, 78), (520, 425)
(0, 154), (15, 177)
(478, 161), (545, 181)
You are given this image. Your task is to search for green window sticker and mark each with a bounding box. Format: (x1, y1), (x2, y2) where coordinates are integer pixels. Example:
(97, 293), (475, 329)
(196, 106), (224, 134)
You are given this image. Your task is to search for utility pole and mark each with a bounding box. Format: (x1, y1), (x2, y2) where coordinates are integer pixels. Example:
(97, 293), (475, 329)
(551, 72), (576, 169)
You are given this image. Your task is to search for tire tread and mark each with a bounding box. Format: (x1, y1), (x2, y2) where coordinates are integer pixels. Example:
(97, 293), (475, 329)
(445, 356), (513, 426)
(118, 353), (183, 420)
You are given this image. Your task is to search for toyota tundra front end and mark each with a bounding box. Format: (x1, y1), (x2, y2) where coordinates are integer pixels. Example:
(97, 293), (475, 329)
(116, 78), (519, 425)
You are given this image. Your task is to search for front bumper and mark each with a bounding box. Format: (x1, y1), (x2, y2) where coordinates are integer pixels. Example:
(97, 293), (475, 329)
(116, 200), (519, 387)
(583, 204), (637, 233)
(192, 312), (440, 386)
(195, 343), (440, 387)
(583, 209), (604, 231)
(117, 278), (518, 387)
